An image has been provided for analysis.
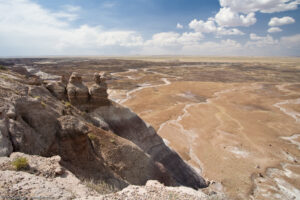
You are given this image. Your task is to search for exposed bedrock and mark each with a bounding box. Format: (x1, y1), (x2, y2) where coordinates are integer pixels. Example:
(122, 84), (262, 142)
(91, 103), (208, 189)
(89, 73), (110, 108)
(46, 75), (67, 100)
(0, 69), (207, 191)
(67, 72), (89, 106)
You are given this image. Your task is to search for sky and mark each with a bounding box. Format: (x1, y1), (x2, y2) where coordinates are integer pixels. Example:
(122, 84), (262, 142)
(0, 0), (300, 57)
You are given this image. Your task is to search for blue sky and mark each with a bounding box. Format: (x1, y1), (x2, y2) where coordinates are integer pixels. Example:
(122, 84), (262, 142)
(0, 0), (300, 56)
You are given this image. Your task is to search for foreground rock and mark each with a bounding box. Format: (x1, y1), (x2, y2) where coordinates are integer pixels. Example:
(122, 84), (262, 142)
(0, 153), (224, 200)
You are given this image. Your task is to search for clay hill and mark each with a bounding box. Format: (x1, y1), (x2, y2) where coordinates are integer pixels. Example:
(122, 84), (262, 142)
(0, 65), (225, 199)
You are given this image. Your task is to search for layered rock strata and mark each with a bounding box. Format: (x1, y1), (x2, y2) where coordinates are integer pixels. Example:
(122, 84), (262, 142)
(0, 68), (207, 192)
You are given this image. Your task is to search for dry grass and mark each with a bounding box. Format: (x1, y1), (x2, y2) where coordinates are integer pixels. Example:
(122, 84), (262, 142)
(84, 179), (117, 194)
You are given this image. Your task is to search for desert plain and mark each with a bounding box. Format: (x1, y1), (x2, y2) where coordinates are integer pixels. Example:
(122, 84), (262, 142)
(6, 56), (300, 200)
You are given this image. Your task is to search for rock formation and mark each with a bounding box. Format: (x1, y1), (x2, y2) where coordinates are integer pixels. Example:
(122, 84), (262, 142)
(89, 72), (110, 108)
(46, 75), (67, 100)
(0, 67), (211, 199)
(67, 72), (89, 106)
(0, 153), (224, 200)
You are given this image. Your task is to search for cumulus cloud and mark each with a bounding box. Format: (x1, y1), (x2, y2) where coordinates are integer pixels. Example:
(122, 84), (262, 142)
(0, 0), (143, 55)
(0, 0), (299, 56)
(248, 33), (279, 47)
(189, 18), (244, 35)
(215, 7), (256, 27)
(176, 23), (183, 29)
(268, 27), (282, 33)
(219, 0), (300, 14)
(145, 32), (203, 47)
(268, 16), (295, 26)
(189, 19), (217, 33)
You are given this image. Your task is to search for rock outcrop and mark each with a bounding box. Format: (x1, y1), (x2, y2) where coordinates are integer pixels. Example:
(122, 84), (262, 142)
(46, 75), (67, 100)
(0, 67), (210, 198)
(89, 73), (110, 108)
(0, 117), (13, 157)
(91, 104), (207, 189)
(67, 72), (89, 106)
(0, 153), (224, 200)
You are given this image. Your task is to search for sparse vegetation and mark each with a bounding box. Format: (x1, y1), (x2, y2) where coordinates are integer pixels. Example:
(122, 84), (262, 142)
(64, 101), (72, 108)
(41, 101), (47, 107)
(12, 157), (29, 171)
(84, 179), (117, 194)
(110, 138), (117, 144)
(168, 192), (179, 200)
(0, 65), (7, 70)
(88, 133), (97, 141)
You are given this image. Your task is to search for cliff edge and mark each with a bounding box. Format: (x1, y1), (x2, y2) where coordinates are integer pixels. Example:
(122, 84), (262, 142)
(0, 66), (223, 199)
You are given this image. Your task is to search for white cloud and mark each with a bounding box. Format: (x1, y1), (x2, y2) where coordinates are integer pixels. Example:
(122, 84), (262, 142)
(0, 0), (143, 55)
(0, 0), (299, 57)
(248, 33), (279, 47)
(216, 27), (244, 35)
(268, 16), (295, 26)
(189, 19), (217, 33)
(268, 27), (282, 33)
(63, 5), (81, 12)
(219, 0), (300, 14)
(176, 23), (183, 29)
(215, 7), (256, 27)
(280, 34), (300, 47)
(189, 18), (244, 36)
(145, 32), (203, 47)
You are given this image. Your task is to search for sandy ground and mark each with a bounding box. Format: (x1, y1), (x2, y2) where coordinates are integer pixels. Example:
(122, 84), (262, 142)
(106, 59), (300, 200)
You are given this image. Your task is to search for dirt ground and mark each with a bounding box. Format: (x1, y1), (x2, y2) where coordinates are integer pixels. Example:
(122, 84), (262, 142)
(4, 56), (300, 199)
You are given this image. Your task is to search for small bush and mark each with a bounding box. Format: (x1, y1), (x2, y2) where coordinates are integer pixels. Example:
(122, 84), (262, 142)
(109, 139), (116, 144)
(64, 101), (72, 108)
(88, 133), (97, 141)
(41, 101), (47, 107)
(84, 179), (117, 194)
(12, 157), (29, 171)
(0, 65), (7, 70)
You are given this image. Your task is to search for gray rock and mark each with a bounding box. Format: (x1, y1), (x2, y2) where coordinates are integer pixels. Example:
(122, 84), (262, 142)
(67, 72), (89, 106)
(89, 73), (110, 109)
(92, 103), (208, 189)
(8, 97), (59, 156)
(46, 80), (67, 100)
(0, 118), (13, 156)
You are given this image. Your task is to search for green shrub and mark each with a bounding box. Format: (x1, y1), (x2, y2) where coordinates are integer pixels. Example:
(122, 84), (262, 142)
(64, 101), (72, 108)
(88, 133), (97, 141)
(0, 65), (7, 70)
(41, 101), (47, 107)
(12, 157), (29, 171)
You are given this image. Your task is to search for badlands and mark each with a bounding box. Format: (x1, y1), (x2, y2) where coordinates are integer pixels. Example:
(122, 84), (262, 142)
(1, 56), (300, 199)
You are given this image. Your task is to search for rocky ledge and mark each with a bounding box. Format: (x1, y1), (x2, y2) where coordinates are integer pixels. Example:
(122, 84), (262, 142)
(0, 66), (224, 199)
